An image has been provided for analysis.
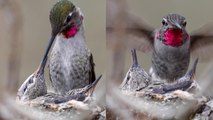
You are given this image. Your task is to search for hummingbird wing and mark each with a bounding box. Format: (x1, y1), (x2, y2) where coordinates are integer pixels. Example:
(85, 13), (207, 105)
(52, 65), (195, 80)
(89, 53), (96, 84)
(107, 12), (155, 52)
(125, 13), (154, 43)
(190, 23), (213, 61)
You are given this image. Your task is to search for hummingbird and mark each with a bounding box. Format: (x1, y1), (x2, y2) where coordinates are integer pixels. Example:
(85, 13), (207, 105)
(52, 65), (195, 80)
(17, 57), (47, 101)
(121, 49), (151, 91)
(48, 0), (96, 94)
(108, 13), (213, 83)
(17, 25), (56, 101)
(150, 14), (190, 82)
(151, 58), (198, 94)
(31, 75), (102, 104)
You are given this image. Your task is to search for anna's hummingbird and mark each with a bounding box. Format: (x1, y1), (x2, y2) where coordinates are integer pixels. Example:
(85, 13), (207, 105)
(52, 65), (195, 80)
(121, 49), (150, 91)
(31, 75), (102, 105)
(110, 13), (213, 83)
(48, 0), (96, 94)
(17, 23), (56, 101)
(150, 14), (190, 82)
(152, 58), (198, 94)
(17, 57), (47, 101)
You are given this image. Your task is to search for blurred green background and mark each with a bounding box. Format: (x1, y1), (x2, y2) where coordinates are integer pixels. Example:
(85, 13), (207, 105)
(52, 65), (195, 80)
(0, 0), (105, 90)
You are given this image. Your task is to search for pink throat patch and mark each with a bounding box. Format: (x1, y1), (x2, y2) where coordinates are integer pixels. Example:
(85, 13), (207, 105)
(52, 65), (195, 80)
(163, 28), (184, 47)
(64, 26), (78, 38)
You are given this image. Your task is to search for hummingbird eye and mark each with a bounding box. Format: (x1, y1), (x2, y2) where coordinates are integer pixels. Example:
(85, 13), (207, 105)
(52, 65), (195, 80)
(65, 13), (73, 23)
(182, 21), (187, 27)
(162, 19), (168, 26)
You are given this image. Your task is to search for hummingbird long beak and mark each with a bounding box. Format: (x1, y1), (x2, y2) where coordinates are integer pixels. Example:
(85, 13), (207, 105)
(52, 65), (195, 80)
(174, 22), (182, 30)
(37, 35), (56, 74)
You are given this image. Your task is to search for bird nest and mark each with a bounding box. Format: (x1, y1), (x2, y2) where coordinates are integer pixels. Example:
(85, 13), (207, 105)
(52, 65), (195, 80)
(16, 73), (105, 120)
(107, 49), (211, 120)
(16, 95), (105, 120)
(119, 88), (208, 119)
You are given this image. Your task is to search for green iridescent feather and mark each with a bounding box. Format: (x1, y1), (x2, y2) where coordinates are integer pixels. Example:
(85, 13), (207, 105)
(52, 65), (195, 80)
(49, 0), (75, 35)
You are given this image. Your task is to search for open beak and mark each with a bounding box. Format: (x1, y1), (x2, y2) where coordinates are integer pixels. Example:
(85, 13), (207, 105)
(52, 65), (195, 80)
(37, 35), (56, 74)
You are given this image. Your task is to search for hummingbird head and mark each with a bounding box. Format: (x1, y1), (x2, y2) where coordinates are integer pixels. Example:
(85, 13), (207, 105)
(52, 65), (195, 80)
(49, 0), (83, 38)
(157, 13), (189, 47)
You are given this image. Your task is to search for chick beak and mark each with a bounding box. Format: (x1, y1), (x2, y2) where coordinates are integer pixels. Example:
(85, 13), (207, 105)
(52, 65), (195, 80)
(84, 75), (102, 96)
(186, 58), (199, 81)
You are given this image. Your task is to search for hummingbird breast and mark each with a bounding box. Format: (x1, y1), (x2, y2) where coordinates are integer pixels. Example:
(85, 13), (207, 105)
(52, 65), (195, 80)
(49, 31), (91, 94)
(151, 36), (190, 82)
